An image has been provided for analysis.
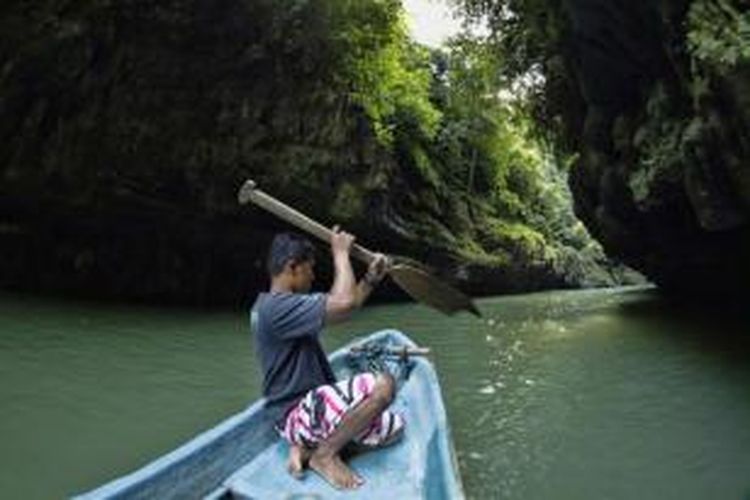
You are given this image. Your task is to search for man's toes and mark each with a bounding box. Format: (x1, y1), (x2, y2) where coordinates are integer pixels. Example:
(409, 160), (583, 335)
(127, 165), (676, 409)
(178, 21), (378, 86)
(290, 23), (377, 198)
(347, 468), (363, 487)
(344, 468), (363, 489)
(347, 474), (359, 490)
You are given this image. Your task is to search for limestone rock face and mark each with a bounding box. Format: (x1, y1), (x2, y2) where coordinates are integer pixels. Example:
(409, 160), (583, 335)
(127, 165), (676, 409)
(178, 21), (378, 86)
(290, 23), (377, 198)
(0, 0), (629, 304)
(559, 0), (750, 296)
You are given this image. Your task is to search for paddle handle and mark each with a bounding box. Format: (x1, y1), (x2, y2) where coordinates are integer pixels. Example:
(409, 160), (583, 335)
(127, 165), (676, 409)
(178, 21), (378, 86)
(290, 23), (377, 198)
(238, 180), (377, 265)
(350, 345), (431, 356)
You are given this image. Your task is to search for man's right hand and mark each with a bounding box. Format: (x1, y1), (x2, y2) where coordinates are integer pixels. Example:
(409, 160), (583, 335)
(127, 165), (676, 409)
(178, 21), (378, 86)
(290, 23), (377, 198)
(330, 225), (355, 257)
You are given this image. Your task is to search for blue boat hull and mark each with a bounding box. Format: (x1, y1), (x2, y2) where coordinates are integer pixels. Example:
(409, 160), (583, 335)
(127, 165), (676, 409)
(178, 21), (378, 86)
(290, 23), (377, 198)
(74, 329), (464, 499)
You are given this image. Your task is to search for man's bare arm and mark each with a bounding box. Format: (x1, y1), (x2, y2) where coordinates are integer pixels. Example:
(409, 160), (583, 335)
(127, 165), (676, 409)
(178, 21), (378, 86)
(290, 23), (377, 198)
(324, 228), (389, 323)
(325, 227), (358, 323)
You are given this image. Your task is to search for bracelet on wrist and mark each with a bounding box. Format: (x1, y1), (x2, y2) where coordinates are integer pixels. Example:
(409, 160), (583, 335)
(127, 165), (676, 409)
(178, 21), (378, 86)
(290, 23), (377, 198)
(363, 272), (381, 287)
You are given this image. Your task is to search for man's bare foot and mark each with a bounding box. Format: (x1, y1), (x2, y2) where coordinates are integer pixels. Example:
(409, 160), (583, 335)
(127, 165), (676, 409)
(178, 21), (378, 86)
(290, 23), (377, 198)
(287, 444), (311, 479)
(308, 452), (364, 489)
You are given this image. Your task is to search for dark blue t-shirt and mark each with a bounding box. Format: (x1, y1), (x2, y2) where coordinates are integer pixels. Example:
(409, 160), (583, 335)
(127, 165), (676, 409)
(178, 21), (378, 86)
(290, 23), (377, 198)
(251, 291), (336, 410)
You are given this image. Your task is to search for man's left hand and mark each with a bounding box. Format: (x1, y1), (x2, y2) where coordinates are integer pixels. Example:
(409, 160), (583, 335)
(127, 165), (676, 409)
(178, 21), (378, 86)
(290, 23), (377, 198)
(366, 253), (391, 285)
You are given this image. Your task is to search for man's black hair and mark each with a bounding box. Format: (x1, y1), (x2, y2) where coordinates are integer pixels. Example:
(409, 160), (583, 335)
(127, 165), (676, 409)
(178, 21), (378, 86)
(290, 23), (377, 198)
(267, 232), (316, 276)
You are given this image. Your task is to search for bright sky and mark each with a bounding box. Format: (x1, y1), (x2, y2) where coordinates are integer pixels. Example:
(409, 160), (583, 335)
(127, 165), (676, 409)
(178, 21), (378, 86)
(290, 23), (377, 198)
(402, 0), (463, 47)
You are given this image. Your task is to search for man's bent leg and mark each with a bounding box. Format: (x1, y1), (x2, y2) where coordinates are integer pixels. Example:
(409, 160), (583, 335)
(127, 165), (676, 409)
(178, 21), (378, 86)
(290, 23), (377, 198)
(309, 373), (396, 489)
(343, 417), (404, 459)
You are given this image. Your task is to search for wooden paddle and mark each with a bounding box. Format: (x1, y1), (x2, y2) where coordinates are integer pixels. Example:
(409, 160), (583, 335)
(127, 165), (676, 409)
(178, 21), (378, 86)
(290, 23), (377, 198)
(238, 179), (480, 316)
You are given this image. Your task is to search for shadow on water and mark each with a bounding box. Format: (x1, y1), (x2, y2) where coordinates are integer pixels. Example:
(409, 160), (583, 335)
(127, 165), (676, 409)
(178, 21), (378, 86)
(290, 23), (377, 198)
(613, 290), (750, 500)
(460, 287), (750, 500)
(616, 288), (750, 364)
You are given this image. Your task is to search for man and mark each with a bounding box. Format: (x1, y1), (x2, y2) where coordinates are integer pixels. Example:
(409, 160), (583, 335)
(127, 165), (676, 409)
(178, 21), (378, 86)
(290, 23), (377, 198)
(251, 227), (404, 490)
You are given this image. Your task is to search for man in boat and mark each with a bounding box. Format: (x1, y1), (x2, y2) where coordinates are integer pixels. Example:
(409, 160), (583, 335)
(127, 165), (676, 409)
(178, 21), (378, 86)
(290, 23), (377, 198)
(252, 228), (404, 489)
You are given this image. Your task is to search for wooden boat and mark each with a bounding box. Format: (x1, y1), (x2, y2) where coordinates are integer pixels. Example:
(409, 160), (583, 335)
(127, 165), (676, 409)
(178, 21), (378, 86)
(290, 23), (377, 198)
(74, 329), (464, 499)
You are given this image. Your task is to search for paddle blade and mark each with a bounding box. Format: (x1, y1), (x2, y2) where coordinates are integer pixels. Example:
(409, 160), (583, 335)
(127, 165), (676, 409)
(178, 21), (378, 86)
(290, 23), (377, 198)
(388, 264), (481, 317)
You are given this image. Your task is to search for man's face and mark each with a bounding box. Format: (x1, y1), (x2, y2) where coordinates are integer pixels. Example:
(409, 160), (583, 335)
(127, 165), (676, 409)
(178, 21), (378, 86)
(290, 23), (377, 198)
(289, 259), (315, 292)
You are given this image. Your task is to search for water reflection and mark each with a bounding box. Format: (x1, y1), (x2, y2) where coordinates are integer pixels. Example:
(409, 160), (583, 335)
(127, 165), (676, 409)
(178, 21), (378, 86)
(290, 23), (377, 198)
(383, 287), (750, 500)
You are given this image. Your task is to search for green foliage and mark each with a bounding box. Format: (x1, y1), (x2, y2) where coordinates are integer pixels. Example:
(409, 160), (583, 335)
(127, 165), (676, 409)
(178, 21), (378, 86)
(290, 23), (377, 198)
(333, 1), (442, 145)
(687, 0), (750, 72)
(0, 0), (610, 299)
(626, 84), (685, 205)
(449, 0), (565, 130)
(452, 0), (558, 80)
(388, 32), (602, 270)
(330, 181), (364, 222)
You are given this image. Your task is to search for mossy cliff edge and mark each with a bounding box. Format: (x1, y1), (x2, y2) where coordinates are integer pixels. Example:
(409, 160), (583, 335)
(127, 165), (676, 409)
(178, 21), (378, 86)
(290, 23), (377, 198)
(455, 0), (749, 297)
(0, 0), (635, 305)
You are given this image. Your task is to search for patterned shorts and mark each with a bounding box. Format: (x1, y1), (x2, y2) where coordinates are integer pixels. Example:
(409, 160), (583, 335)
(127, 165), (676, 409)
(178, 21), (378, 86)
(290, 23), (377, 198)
(279, 372), (405, 448)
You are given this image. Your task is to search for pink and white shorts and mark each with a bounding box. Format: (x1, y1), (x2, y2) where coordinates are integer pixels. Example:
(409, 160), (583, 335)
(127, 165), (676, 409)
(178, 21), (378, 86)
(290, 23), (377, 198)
(279, 372), (404, 448)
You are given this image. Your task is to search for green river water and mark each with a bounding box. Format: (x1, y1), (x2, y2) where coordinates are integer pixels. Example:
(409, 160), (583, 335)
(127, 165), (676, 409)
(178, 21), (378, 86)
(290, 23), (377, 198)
(1, 287), (749, 499)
